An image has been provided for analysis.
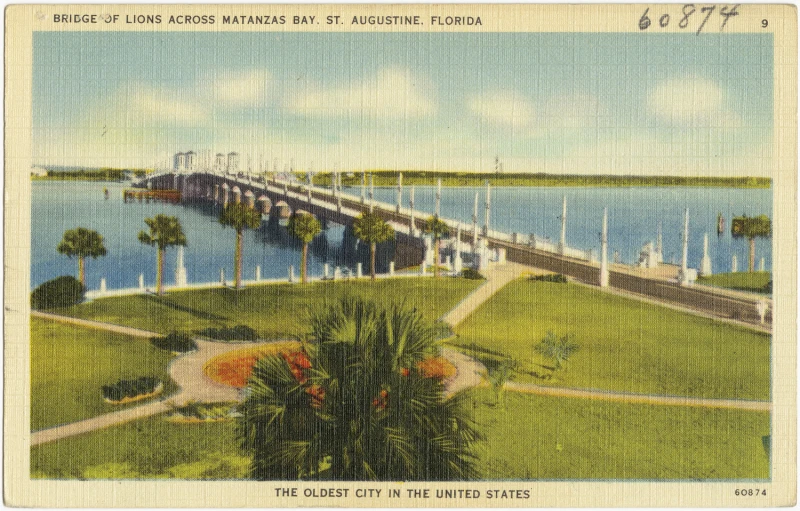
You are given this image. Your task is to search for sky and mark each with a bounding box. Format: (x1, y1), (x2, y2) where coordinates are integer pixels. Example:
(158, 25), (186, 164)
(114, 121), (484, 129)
(33, 31), (773, 175)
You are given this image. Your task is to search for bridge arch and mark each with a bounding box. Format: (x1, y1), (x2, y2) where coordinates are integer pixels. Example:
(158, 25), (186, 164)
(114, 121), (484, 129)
(257, 195), (272, 214)
(274, 200), (292, 220)
(243, 189), (256, 209)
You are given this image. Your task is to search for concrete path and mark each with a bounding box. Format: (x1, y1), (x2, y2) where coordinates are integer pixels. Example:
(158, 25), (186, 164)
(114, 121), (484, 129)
(439, 262), (534, 327)
(31, 310), (159, 338)
(31, 339), (281, 446)
(503, 381), (771, 412)
(441, 349), (770, 412)
(441, 348), (486, 398)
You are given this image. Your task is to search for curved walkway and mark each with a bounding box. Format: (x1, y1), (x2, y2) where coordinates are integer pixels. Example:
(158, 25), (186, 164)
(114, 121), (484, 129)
(31, 310), (159, 337)
(31, 338), (279, 446)
(31, 303), (770, 447)
(439, 262), (533, 327)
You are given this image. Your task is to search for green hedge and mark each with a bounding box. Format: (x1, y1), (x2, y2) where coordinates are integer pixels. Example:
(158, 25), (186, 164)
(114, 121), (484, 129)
(151, 332), (197, 353)
(102, 377), (160, 402)
(31, 276), (84, 309)
(197, 325), (258, 341)
(529, 273), (568, 283)
(461, 268), (486, 280)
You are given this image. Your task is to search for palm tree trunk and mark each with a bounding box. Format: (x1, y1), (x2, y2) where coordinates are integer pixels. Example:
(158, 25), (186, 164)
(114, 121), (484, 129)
(301, 243), (308, 283)
(749, 237), (756, 272)
(434, 238), (440, 278)
(370, 242), (376, 281)
(235, 229), (243, 289)
(156, 248), (164, 295)
(78, 257), (85, 289)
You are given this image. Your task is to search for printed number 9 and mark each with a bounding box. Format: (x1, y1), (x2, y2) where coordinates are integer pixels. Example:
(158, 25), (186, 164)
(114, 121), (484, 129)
(762, 19), (768, 28)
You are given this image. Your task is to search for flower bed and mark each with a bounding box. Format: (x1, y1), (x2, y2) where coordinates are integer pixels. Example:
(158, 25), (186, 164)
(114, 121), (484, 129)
(102, 377), (163, 404)
(205, 341), (457, 389)
(203, 342), (301, 388)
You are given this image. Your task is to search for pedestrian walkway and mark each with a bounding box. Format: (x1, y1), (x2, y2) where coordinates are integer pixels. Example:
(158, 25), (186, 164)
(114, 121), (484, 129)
(503, 381), (771, 412)
(30, 338), (280, 446)
(439, 262), (534, 327)
(31, 310), (159, 338)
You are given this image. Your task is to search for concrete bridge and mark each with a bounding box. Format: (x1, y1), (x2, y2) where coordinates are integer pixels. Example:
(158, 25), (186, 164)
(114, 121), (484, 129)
(134, 170), (773, 328)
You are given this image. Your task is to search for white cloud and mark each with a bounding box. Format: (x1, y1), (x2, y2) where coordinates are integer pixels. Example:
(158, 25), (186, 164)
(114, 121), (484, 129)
(468, 90), (534, 129)
(205, 69), (271, 107)
(285, 67), (436, 119)
(125, 86), (208, 125)
(647, 77), (741, 128)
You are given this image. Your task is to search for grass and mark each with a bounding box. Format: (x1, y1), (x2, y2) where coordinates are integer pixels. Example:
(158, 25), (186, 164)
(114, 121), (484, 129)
(31, 390), (769, 480)
(50, 278), (480, 338)
(31, 415), (247, 479)
(30, 318), (176, 431)
(450, 280), (770, 401)
(471, 389), (769, 480)
(697, 272), (772, 294)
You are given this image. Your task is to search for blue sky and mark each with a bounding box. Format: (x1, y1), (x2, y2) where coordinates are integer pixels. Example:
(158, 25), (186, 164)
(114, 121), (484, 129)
(33, 32), (773, 175)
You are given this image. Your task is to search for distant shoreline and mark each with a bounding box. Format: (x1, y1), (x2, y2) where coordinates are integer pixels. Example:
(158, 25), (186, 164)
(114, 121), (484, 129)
(32, 169), (771, 189)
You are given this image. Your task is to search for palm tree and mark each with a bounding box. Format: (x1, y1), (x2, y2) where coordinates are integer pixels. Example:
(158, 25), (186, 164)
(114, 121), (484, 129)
(731, 215), (772, 272)
(352, 212), (394, 280)
(219, 202), (262, 289)
(137, 215), (187, 296)
(238, 298), (480, 480)
(535, 331), (579, 371)
(57, 227), (107, 289)
(423, 215), (450, 278)
(286, 212), (322, 284)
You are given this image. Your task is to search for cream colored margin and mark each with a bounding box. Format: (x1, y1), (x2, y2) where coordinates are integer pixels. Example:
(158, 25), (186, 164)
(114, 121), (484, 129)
(4, 4), (797, 507)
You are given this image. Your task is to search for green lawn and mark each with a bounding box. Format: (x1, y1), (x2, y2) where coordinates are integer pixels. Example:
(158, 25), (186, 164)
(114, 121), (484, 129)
(450, 280), (770, 400)
(32, 390), (769, 480)
(471, 390), (769, 480)
(31, 318), (176, 431)
(51, 278), (480, 338)
(697, 272), (772, 294)
(31, 416), (246, 479)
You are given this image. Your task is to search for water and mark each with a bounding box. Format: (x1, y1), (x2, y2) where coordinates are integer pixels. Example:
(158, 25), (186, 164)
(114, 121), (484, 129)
(31, 181), (772, 290)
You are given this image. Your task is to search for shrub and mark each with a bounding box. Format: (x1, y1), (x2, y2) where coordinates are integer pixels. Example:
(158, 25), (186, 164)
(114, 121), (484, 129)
(31, 276), (84, 309)
(198, 325), (258, 341)
(151, 332), (197, 353)
(102, 376), (160, 402)
(763, 280), (773, 294)
(530, 273), (568, 283)
(461, 268), (485, 280)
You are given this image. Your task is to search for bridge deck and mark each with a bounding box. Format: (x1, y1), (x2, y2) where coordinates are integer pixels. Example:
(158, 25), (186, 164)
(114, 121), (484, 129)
(137, 172), (772, 329)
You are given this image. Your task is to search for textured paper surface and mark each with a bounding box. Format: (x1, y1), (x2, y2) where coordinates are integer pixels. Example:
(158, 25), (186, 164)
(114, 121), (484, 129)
(5, 4), (797, 507)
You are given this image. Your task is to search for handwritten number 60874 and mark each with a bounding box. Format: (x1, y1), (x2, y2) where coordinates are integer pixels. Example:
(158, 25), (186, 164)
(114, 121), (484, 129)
(639, 4), (741, 35)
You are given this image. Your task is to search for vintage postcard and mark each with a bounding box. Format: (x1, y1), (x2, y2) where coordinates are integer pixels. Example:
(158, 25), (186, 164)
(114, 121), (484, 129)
(4, 3), (797, 507)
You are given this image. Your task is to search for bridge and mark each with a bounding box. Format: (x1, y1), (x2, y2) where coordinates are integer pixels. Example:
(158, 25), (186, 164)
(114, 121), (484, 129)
(134, 170), (773, 329)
